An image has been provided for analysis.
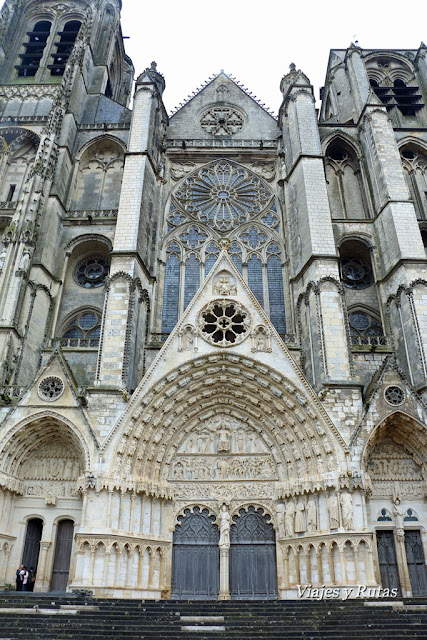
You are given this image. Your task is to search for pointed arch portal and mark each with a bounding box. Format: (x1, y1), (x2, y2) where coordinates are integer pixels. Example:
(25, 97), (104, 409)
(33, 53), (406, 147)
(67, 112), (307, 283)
(230, 506), (277, 599)
(171, 507), (219, 600)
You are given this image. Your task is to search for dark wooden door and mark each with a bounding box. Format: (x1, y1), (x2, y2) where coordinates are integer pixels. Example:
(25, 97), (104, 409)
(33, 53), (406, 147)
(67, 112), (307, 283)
(376, 530), (401, 594)
(50, 520), (74, 592)
(404, 530), (427, 596)
(171, 507), (219, 599)
(22, 518), (43, 572)
(230, 506), (277, 599)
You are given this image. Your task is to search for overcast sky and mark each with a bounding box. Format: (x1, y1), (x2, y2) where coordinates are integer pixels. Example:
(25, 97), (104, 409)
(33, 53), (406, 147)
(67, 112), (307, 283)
(120, 0), (426, 115)
(1, 0), (424, 115)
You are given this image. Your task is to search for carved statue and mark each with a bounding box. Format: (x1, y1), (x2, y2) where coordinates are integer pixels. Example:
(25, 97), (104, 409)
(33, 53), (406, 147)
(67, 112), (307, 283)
(306, 495), (317, 533)
(217, 423), (231, 453)
(275, 502), (286, 539)
(327, 492), (340, 529)
(393, 496), (404, 532)
(285, 500), (295, 537)
(340, 491), (354, 530)
(219, 504), (230, 549)
(214, 276), (237, 296)
(295, 499), (306, 533)
(18, 249), (31, 272)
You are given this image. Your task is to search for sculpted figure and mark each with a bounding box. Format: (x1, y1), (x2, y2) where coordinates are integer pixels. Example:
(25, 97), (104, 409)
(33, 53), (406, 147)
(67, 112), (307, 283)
(285, 500), (295, 537)
(327, 492), (340, 529)
(393, 497), (404, 531)
(219, 504), (230, 548)
(0, 247), (6, 271)
(340, 491), (354, 530)
(275, 502), (286, 539)
(214, 276), (236, 296)
(295, 499), (306, 533)
(217, 423), (231, 453)
(306, 495), (317, 533)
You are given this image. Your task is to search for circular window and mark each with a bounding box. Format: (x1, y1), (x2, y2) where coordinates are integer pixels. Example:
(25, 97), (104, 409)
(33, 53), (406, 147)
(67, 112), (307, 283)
(62, 309), (102, 347)
(384, 385), (405, 406)
(341, 258), (373, 289)
(200, 107), (244, 136)
(74, 256), (109, 288)
(198, 300), (250, 347)
(38, 376), (64, 401)
(174, 160), (272, 232)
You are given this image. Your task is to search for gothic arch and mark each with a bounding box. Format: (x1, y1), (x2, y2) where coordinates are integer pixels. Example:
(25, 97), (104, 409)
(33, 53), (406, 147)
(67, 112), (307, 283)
(0, 412), (91, 480)
(361, 410), (427, 472)
(69, 137), (125, 211)
(109, 353), (345, 483)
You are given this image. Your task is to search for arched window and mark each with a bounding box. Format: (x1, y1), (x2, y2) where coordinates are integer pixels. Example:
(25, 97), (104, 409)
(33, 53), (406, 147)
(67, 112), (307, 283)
(0, 128), (39, 204)
(348, 310), (385, 345)
(400, 145), (427, 220)
(49, 20), (81, 76)
(160, 161), (288, 339)
(16, 21), (52, 77)
(339, 240), (374, 290)
(70, 140), (124, 211)
(61, 309), (102, 347)
(325, 139), (369, 219)
(366, 56), (423, 118)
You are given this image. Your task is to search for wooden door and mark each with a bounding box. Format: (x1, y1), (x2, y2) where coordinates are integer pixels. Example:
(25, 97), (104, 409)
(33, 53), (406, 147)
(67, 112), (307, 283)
(404, 530), (427, 596)
(50, 520), (74, 592)
(376, 530), (401, 594)
(22, 518), (43, 572)
(230, 506), (277, 599)
(171, 507), (219, 599)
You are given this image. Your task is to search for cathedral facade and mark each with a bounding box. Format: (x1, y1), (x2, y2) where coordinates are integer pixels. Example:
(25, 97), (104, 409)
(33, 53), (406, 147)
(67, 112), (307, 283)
(0, 0), (426, 600)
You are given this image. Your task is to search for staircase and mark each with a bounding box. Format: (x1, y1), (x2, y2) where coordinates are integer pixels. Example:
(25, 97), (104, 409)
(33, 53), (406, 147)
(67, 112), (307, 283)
(0, 593), (426, 639)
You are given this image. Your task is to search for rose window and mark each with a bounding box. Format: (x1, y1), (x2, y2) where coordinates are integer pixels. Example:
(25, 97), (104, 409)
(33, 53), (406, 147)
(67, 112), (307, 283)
(198, 300), (250, 346)
(38, 376), (64, 401)
(200, 107), (244, 136)
(341, 258), (373, 289)
(174, 160), (272, 232)
(74, 255), (109, 288)
(384, 385), (405, 406)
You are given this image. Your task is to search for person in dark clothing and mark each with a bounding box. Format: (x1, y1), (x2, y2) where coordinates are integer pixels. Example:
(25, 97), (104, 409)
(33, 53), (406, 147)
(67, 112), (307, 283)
(27, 567), (36, 592)
(16, 565), (25, 591)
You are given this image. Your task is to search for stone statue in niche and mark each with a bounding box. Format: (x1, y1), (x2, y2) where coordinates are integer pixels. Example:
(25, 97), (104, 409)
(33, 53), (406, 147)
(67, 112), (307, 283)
(219, 504), (230, 549)
(213, 274), (237, 296)
(276, 502), (286, 539)
(251, 326), (271, 353)
(285, 500), (295, 537)
(306, 495), (318, 533)
(327, 492), (340, 529)
(340, 491), (354, 530)
(295, 498), (306, 533)
(179, 325), (197, 352)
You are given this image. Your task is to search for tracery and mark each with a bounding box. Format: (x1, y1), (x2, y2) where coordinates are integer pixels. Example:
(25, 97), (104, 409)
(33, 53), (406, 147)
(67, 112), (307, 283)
(161, 160), (287, 337)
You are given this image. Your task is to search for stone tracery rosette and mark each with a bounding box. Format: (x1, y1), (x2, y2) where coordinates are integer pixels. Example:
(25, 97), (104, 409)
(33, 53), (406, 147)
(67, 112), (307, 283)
(200, 106), (245, 136)
(174, 160), (272, 232)
(197, 299), (251, 347)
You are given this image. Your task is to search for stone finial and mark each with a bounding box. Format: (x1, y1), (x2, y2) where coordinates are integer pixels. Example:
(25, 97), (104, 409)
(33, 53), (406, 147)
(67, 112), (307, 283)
(151, 61), (157, 70)
(289, 62), (296, 73)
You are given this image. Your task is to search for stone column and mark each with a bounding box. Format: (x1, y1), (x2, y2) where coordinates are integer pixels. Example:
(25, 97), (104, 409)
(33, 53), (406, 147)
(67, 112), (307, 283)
(34, 541), (51, 592)
(218, 548), (231, 600)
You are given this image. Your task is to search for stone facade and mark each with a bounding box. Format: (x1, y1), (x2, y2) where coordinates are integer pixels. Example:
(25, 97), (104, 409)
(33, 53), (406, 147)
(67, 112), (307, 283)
(0, 1), (426, 599)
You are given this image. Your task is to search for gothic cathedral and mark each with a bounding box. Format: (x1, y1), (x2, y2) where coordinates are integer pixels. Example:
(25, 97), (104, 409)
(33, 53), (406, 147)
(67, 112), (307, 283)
(0, 0), (426, 600)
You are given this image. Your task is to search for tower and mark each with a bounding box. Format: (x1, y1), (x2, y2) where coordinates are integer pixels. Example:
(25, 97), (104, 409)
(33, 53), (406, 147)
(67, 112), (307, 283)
(0, 1), (426, 599)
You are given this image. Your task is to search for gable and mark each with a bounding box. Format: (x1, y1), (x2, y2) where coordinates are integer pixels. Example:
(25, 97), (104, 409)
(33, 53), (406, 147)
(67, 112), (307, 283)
(168, 73), (279, 141)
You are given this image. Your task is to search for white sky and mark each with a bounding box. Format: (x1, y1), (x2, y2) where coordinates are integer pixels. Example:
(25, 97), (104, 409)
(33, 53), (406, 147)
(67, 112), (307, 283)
(120, 0), (426, 115)
(1, 0), (425, 115)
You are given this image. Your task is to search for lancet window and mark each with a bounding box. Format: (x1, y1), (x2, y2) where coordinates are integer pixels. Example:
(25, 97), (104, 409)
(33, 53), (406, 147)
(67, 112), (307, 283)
(400, 145), (427, 220)
(161, 160), (287, 337)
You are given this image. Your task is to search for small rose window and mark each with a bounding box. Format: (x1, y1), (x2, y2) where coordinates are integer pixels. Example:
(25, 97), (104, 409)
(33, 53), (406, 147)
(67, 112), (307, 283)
(38, 376), (64, 401)
(74, 255), (109, 288)
(198, 300), (250, 346)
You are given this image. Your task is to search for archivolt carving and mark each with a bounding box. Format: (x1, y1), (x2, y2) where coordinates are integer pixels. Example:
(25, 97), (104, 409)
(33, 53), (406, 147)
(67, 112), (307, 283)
(0, 413), (90, 481)
(363, 412), (427, 500)
(111, 354), (343, 484)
